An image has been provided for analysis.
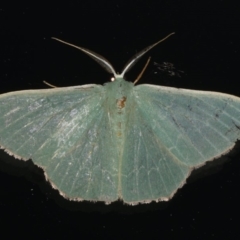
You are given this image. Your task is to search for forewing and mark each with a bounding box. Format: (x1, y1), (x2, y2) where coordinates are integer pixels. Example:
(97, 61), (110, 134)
(0, 85), (119, 202)
(121, 84), (240, 204)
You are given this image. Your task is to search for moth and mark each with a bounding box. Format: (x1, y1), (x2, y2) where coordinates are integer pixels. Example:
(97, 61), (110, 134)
(1, 33), (240, 205)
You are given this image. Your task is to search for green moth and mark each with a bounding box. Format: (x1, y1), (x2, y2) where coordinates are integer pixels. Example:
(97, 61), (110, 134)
(1, 33), (240, 205)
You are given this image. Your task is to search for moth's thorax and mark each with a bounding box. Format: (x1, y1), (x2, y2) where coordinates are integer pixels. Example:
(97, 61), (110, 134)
(104, 78), (134, 144)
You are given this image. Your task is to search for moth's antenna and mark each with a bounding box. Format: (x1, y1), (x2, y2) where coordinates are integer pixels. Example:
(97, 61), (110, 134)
(133, 57), (151, 85)
(120, 32), (175, 78)
(52, 37), (118, 78)
(43, 81), (57, 88)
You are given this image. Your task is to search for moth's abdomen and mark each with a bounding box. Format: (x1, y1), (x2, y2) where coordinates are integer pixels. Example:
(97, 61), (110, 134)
(104, 78), (133, 159)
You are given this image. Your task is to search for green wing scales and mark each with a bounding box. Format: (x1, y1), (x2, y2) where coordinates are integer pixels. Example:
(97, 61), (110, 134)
(0, 85), (119, 202)
(1, 34), (240, 204)
(120, 84), (240, 203)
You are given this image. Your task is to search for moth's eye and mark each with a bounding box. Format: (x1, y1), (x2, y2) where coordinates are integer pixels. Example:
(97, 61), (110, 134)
(111, 77), (115, 82)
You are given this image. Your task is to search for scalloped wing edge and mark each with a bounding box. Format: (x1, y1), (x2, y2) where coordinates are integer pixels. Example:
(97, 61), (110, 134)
(0, 141), (235, 205)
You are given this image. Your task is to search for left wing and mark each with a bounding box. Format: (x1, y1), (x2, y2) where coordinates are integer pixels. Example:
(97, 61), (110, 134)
(0, 85), (119, 203)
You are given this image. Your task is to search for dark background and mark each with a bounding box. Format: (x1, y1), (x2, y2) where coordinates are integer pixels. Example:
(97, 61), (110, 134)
(1, 1), (240, 239)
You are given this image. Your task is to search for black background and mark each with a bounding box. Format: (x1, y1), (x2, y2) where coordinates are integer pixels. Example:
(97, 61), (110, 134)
(1, 1), (240, 239)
